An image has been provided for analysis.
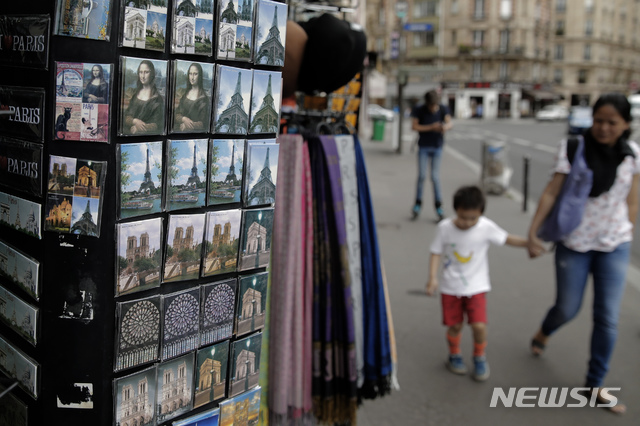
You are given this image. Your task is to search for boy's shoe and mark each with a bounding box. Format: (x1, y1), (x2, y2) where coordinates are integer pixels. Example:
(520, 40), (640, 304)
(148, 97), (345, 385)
(473, 356), (490, 381)
(446, 354), (468, 375)
(411, 204), (421, 220)
(436, 207), (445, 222)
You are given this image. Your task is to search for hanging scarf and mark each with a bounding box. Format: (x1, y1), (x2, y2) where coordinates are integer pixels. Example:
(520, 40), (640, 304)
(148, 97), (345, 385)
(301, 142), (314, 417)
(583, 130), (635, 197)
(353, 135), (393, 399)
(309, 137), (357, 425)
(334, 135), (365, 390)
(269, 134), (314, 425)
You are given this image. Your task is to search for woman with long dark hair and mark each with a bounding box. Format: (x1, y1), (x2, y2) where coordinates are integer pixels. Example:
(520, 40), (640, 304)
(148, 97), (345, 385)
(123, 59), (164, 135)
(83, 64), (108, 103)
(527, 93), (640, 414)
(174, 62), (210, 132)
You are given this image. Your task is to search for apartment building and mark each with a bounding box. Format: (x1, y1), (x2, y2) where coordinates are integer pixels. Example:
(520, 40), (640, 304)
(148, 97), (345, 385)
(366, 0), (640, 118)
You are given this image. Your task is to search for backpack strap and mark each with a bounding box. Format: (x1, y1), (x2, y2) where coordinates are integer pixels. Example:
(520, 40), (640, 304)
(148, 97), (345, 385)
(566, 135), (583, 165)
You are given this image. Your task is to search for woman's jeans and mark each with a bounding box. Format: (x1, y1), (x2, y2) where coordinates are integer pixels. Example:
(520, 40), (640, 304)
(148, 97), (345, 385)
(541, 242), (630, 387)
(415, 146), (442, 206)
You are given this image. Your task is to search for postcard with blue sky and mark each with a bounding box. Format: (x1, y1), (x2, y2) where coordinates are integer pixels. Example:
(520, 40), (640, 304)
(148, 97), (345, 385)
(119, 141), (163, 219)
(166, 139), (208, 211)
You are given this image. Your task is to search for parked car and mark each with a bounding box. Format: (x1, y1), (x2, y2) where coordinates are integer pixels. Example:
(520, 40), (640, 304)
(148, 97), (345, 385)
(535, 104), (569, 121)
(367, 104), (395, 122)
(567, 106), (593, 135)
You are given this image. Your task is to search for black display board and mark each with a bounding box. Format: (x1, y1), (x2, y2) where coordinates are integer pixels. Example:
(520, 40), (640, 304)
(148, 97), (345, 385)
(0, 1), (280, 425)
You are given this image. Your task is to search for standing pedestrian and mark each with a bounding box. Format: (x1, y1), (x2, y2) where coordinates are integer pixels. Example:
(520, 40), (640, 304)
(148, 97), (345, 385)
(411, 90), (452, 221)
(527, 93), (640, 414)
(426, 186), (533, 381)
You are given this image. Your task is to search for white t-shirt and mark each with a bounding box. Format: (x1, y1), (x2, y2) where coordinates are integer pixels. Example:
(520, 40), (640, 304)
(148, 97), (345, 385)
(430, 216), (508, 297)
(554, 138), (640, 252)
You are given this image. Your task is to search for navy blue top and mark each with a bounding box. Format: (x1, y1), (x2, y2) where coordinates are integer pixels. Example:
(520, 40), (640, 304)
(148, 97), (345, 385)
(411, 104), (450, 148)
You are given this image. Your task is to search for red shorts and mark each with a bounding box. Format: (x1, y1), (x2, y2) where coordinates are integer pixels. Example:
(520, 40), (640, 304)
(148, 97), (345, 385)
(441, 293), (487, 326)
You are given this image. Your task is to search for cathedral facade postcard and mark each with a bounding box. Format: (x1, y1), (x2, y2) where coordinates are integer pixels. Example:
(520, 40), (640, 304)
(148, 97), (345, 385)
(161, 288), (200, 360)
(115, 217), (163, 297)
(216, 0), (254, 61)
(113, 365), (157, 426)
(202, 209), (241, 278)
(163, 213), (206, 283)
(156, 352), (194, 423)
(115, 295), (161, 372)
(200, 279), (236, 346)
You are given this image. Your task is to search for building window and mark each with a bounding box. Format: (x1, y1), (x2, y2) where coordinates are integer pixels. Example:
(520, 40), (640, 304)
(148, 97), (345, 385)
(473, 30), (484, 47)
(414, 0), (438, 18)
(585, 20), (593, 36)
(472, 61), (483, 80)
(413, 30), (436, 47)
(554, 44), (564, 60)
(451, 0), (459, 15)
(584, 44), (591, 60)
(556, 0), (566, 13)
(499, 29), (510, 53)
(474, 0), (485, 19)
(578, 69), (588, 84)
(451, 30), (457, 46)
(555, 20), (565, 36)
(376, 37), (384, 52)
(499, 61), (509, 80)
(500, 0), (512, 19)
(585, 0), (594, 13)
(554, 68), (563, 84)
(378, 8), (385, 26)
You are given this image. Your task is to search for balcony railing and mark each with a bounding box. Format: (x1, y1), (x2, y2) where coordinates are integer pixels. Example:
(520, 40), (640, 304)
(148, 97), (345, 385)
(458, 45), (525, 56)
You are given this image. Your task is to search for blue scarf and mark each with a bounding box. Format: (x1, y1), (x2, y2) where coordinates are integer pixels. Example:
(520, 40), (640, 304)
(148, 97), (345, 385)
(353, 136), (392, 398)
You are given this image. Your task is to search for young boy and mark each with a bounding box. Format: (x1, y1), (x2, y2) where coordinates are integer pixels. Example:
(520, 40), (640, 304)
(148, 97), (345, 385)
(426, 186), (532, 381)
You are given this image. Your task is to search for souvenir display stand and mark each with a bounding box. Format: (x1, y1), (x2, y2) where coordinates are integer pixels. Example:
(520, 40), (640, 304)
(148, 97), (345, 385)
(0, 0), (287, 425)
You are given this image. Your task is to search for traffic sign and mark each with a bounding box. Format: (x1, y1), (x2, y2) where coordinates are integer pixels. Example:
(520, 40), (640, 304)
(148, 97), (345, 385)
(403, 23), (433, 32)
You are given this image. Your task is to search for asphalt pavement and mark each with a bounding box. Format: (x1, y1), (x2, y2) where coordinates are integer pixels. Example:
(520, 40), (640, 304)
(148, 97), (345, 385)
(355, 121), (640, 426)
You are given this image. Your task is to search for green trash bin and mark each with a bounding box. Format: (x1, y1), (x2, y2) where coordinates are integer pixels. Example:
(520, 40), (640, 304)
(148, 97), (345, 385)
(372, 119), (385, 141)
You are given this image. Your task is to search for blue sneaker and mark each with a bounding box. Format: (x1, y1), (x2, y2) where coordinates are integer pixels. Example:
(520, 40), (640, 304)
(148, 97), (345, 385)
(436, 207), (445, 221)
(473, 356), (490, 381)
(446, 354), (468, 375)
(411, 204), (421, 220)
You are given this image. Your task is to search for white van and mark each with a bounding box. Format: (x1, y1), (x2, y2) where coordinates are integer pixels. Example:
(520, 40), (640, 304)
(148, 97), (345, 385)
(629, 94), (640, 121)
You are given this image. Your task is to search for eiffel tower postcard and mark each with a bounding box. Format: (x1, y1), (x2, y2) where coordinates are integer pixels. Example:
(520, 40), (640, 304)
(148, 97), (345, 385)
(166, 139), (208, 211)
(118, 141), (164, 219)
(213, 65), (252, 135)
(253, 0), (287, 66)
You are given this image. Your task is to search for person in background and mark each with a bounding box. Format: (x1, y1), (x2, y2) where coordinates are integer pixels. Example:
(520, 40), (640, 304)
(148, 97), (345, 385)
(411, 90), (452, 221)
(527, 93), (640, 415)
(426, 186), (532, 381)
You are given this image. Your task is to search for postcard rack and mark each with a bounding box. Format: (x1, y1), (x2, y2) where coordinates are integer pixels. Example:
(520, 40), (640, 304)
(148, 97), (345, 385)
(0, 1), (289, 425)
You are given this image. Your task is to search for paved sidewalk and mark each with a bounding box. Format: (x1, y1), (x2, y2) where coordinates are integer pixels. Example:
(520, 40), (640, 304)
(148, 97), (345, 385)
(355, 136), (640, 426)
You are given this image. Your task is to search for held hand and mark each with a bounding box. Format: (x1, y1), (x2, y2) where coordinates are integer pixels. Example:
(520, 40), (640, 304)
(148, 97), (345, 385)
(426, 279), (438, 296)
(527, 236), (546, 258)
(132, 119), (148, 133)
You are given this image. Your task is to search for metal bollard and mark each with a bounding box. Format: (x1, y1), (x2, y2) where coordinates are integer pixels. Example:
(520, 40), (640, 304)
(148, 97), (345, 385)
(523, 155), (530, 212)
